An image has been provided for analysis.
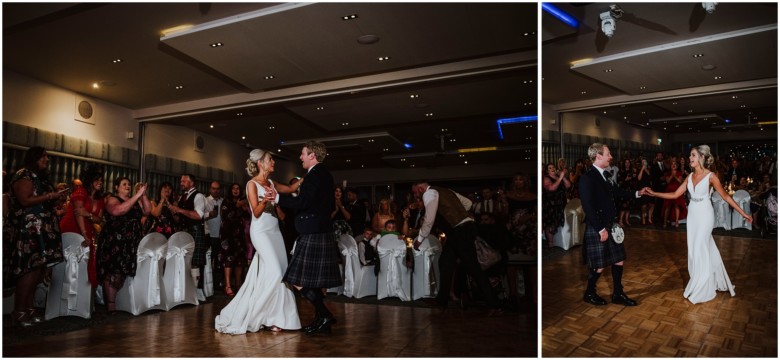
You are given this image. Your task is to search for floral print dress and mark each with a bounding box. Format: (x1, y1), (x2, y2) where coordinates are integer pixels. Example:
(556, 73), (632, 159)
(218, 198), (247, 268)
(96, 194), (144, 289)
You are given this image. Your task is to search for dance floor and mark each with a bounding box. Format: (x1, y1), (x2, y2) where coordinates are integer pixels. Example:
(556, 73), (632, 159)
(542, 227), (777, 357)
(3, 292), (536, 357)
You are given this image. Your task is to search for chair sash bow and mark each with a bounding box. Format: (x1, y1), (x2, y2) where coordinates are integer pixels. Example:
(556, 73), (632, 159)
(166, 242), (194, 302)
(62, 244), (89, 310)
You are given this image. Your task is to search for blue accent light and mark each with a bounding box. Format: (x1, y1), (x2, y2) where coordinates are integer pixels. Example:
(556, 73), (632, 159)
(403, 143), (413, 149)
(724, 119), (731, 124)
(542, 3), (579, 29)
(497, 116), (537, 140)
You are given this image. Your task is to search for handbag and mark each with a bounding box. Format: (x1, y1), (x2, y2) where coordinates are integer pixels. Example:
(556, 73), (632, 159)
(611, 224), (625, 244)
(475, 236), (501, 270)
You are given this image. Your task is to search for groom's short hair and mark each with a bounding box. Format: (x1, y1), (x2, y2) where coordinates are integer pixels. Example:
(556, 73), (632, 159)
(587, 143), (607, 161)
(304, 141), (327, 162)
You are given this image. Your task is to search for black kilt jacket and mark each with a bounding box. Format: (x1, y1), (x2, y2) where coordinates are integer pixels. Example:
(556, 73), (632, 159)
(579, 166), (638, 268)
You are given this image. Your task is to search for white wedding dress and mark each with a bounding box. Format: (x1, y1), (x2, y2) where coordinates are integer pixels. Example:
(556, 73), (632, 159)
(684, 172), (735, 304)
(215, 180), (301, 334)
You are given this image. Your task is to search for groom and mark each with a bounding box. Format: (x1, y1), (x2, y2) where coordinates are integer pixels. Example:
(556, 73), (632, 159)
(274, 141), (342, 335)
(579, 143), (646, 307)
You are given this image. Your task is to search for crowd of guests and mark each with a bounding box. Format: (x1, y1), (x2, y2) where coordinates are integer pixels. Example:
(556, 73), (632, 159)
(542, 151), (777, 246)
(2, 145), (538, 327)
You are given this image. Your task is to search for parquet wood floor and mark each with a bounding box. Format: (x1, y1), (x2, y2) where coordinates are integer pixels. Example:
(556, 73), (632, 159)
(3, 294), (536, 357)
(542, 228), (777, 357)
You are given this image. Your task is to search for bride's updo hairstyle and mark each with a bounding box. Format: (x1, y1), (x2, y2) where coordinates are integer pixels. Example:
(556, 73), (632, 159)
(695, 144), (715, 170)
(246, 149), (268, 176)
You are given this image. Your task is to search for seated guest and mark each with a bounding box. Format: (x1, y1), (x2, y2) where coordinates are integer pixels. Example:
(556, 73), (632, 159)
(380, 219), (403, 238)
(401, 193), (425, 239)
(371, 197), (396, 234)
(355, 228), (379, 266)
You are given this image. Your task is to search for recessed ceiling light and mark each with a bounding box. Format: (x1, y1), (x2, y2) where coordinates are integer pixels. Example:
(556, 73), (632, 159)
(639, 86), (646, 90)
(688, 110), (693, 113)
(112, 59), (122, 64)
(714, 76), (722, 80)
(341, 122), (349, 126)
(425, 113), (434, 117)
(174, 85), (183, 90)
(341, 14), (358, 20)
(377, 56), (390, 61)
(268, 126), (275, 130)
(236, 112), (243, 116)
(210, 42), (223, 48)
(410, 94), (419, 99)
(316, 106), (324, 111)
(368, 139), (374, 143)
(604, 69), (613, 73)
(692, 53), (703, 58)
(241, 136), (246, 140)
(92, 82), (100, 89)
(209, 125), (214, 129)
(672, 102), (677, 105)
(732, 95), (738, 99)
(464, 160), (468, 165)
(581, 91), (587, 94)
(264, 75), (275, 80)
(277, 149), (282, 152)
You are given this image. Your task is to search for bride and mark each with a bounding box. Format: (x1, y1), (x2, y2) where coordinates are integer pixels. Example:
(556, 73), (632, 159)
(215, 149), (302, 333)
(646, 145), (752, 304)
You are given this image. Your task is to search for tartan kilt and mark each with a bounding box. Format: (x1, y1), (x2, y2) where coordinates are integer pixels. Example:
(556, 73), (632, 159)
(582, 225), (626, 269)
(188, 224), (208, 267)
(283, 232), (342, 288)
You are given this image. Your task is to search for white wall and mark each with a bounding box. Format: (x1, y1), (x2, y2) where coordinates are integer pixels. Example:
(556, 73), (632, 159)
(3, 70), (138, 149)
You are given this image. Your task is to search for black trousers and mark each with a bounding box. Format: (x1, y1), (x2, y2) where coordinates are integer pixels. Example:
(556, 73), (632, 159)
(209, 236), (223, 285)
(436, 221), (499, 308)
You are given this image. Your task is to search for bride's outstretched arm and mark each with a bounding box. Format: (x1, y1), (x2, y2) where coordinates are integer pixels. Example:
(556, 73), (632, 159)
(710, 174), (753, 223)
(648, 174), (691, 199)
(273, 178), (302, 194)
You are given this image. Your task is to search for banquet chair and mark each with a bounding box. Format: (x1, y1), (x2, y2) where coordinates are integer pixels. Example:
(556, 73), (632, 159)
(412, 235), (442, 299)
(552, 199), (584, 250)
(711, 191), (732, 230)
(116, 232), (168, 315)
(376, 234), (412, 301)
(326, 263), (345, 296)
(337, 233), (377, 298)
(45, 232), (92, 320)
(203, 248), (214, 297)
(731, 190), (752, 230)
(162, 231), (199, 310)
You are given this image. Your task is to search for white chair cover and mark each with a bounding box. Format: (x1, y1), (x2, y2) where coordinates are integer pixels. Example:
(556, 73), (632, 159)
(731, 190), (752, 230)
(711, 191), (732, 230)
(376, 234), (411, 301)
(162, 231), (199, 310)
(337, 234), (378, 298)
(115, 232), (168, 315)
(413, 235), (442, 299)
(327, 263), (345, 296)
(45, 233), (92, 320)
(203, 248), (214, 297)
(566, 199), (585, 247)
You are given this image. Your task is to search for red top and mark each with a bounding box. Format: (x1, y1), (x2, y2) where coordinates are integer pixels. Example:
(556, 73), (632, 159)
(59, 186), (105, 238)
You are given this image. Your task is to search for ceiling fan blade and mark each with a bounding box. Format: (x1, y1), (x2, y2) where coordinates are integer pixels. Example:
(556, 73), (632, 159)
(688, 3), (707, 32)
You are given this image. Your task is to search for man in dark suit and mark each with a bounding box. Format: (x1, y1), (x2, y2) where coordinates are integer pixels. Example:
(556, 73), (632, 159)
(344, 187), (366, 236)
(273, 141), (342, 335)
(649, 151), (667, 225)
(579, 143), (647, 307)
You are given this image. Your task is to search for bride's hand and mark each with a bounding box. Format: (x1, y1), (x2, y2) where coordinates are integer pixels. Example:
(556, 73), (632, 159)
(744, 214), (753, 224)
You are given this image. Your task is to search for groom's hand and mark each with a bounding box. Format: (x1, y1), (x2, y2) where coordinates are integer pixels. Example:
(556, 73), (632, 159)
(598, 229), (608, 242)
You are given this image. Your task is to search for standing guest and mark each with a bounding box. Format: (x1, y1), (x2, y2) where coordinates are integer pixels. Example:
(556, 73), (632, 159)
(148, 182), (176, 238)
(218, 183), (248, 297)
(96, 177), (150, 313)
(412, 181), (502, 315)
(568, 159), (585, 199)
(169, 174), (209, 301)
(542, 163), (570, 247)
(636, 158), (653, 225)
(59, 165), (105, 287)
(401, 193), (425, 239)
(272, 141), (343, 335)
(725, 159), (744, 186)
(474, 186), (498, 217)
(8, 146), (66, 326)
(371, 197), (396, 234)
(344, 187), (366, 236)
(204, 181), (224, 292)
(53, 182), (69, 218)
(505, 172), (537, 307)
(331, 186), (352, 237)
(662, 162), (686, 229)
(649, 151), (667, 225)
(617, 159), (636, 227)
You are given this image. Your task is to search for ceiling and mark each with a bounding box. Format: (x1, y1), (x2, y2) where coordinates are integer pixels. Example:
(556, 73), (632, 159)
(3, 2), (538, 171)
(542, 2), (777, 136)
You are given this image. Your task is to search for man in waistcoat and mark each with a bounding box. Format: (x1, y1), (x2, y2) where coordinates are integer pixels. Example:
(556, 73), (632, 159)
(412, 181), (502, 315)
(170, 173), (209, 301)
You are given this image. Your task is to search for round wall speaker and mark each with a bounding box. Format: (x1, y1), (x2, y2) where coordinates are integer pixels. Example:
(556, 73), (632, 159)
(78, 100), (94, 119)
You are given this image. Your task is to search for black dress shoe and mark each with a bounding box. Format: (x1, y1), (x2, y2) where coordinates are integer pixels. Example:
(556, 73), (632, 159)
(612, 292), (638, 306)
(305, 316), (337, 335)
(302, 317), (320, 333)
(583, 292), (607, 306)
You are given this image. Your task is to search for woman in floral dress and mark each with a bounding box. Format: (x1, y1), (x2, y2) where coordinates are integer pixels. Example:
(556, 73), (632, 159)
(96, 177), (150, 312)
(218, 183), (248, 296)
(148, 182), (176, 238)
